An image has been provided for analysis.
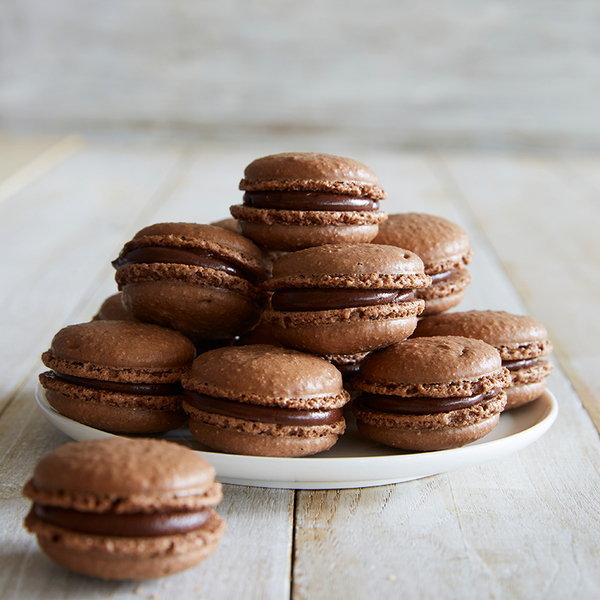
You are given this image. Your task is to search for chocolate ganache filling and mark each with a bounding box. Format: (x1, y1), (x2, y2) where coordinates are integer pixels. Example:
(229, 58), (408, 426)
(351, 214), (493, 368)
(112, 246), (254, 281)
(243, 191), (378, 211)
(49, 371), (182, 396)
(503, 357), (541, 371)
(359, 390), (501, 415)
(184, 390), (343, 426)
(271, 289), (415, 312)
(34, 504), (211, 537)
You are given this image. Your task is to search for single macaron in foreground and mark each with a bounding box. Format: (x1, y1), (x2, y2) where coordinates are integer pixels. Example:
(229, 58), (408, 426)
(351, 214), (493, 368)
(262, 243), (431, 355)
(413, 310), (553, 409)
(112, 222), (270, 344)
(39, 320), (196, 433)
(351, 336), (511, 451)
(230, 152), (388, 251)
(23, 438), (225, 580)
(181, 344), (350, 457)
(373, 213), (473, 315)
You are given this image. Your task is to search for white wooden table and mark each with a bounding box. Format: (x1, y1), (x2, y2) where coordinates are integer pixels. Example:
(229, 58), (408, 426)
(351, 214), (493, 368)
(1, 135), (599, 599)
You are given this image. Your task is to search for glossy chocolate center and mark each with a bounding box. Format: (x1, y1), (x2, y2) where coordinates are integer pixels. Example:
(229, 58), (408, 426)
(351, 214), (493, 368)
(49, 371), (182, 396)
(503, 357), (541, 371)
(271, 289), (415, 312)
(34, 504), (211, 537)
(184, 390), (343, 426)
(243, 191), (378, 211)
(358, 390), (500, 415)
(112, 247), (250, 280)
(429, 270), (454, 284)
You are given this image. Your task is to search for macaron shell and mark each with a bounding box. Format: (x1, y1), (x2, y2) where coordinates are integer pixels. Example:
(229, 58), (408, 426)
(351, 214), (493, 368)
(266, 307), (421, 355)
(28, 438), (217, 498)
(505, 380), (548, 409)
(92, 293), (139, 322)
(121, 279), (264, 341)
(46, 321), (196, 371)
(239, 152), (386, 199)
(358, 336), (503, 386)
(183, 344), (346, 407)
(42, 386), (187, 434)
(353, 390), (506, 451)
(269, 243), (426, 281)
(26, 509), (226, 580)
(126, 221), (269, 275)
(356, 413), (501, 452)
(373, 213), (472, 271)
(188, 418), (343, 458)
(413, 310), (550, 349)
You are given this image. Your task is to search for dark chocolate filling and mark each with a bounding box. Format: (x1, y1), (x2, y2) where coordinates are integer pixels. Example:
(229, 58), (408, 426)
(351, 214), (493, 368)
(49, 371), (182, 396)
(428, 270), (457, 284)
(358, 390), (500, 415)
(34, 504), (211, 537)
(112, 247), (251, 280)
(503, 357), (541, 371)
(184, 390), (343, 426)
(243, 191), (378, 211)
(271, 289), (415, 312)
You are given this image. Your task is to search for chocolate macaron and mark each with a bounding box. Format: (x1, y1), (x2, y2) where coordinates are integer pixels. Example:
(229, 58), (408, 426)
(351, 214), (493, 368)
(182, 344), (350, 457)
(39, 320), (196, 433)
(23, 438), (225, 580)
(113, 222), (270, 343)
(413, 310), (553, 409)
(262, 243), (431, 355)
(351, 336), (511, 451)
(230, 152), (388, 251)
(373, 213), (473, 315)
(92, 292), (139, 322)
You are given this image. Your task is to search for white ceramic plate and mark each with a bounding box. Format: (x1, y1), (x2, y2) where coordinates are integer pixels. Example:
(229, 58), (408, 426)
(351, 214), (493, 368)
(35, 383), (558, 489)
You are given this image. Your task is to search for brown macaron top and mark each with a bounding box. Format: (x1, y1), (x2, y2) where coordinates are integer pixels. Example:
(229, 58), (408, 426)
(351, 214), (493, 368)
(413, 310), (552, 359)
(264, 243), (431, 291)
(239, 152), (386, 200)
(23, 438), (221, 512)
(113, 222), (270, 283)
(354, 336), (511, 397)
(182, 344), (349, 409)
(41, 320), (196, 383)
(373, 213), (472, 273)
(92, 293), (139, 322)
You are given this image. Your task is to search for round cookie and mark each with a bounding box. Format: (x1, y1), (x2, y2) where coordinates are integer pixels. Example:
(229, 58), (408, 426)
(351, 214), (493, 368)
(181, 344), (350, 457)
(373, 213), (473, 315)
(92, 292), (139, 322)
(23, 438), (225, 580)
(413, 310), (553, 409)
(262, 243), (431, 355)
(112, 222), (270, 344)
(39, 320), (196, 433)
(230, 152), (388, 251)
(351, 336), (511, 451)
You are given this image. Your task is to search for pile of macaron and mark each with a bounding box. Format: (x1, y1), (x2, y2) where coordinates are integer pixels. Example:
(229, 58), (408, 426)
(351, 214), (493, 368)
(28, 151), (555, 579)
(37, 151), (554, 458)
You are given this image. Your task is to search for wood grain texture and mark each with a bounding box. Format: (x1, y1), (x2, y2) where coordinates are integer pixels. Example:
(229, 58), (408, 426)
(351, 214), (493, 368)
(1, 140), (599, 599)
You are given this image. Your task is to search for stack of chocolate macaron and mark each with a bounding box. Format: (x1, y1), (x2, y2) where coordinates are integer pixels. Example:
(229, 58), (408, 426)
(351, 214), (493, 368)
(38, 151), (553, 459)
(30, 150), (555, 579)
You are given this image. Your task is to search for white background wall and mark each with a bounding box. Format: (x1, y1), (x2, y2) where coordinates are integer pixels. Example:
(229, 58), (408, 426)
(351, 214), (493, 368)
(1, 0), (599, 150)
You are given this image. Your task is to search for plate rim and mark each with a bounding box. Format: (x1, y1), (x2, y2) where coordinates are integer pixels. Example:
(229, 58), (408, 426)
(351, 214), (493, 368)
(34, 383), (558, 489)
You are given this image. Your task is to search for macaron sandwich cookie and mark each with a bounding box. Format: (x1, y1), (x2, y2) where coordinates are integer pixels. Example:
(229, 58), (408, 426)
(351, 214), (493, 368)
(181, 344), (350, 457)
(262, 243), (431, 355)
(23, 438), (225, 580)
(373, 213), (473, 315)
(113, 222), (270, 343)
(413, 310), (554, 409)
(39, 320), (196, 433)
(230, 152), (388, 251)
(351, 336), (511, 451)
